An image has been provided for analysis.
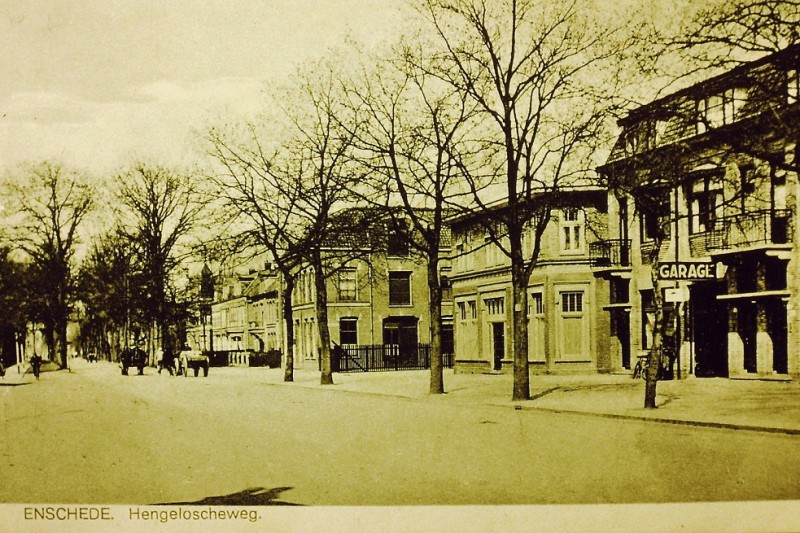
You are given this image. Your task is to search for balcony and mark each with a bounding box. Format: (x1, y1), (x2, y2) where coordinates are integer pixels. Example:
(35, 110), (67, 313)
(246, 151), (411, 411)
(590, 239), (631, 268)
(705, 209), (793, 253)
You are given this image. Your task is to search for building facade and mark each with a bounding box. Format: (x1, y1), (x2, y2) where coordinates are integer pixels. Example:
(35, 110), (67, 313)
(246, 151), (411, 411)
(200, 269), (280, 365)
(291, 251), (434, 370)
(450, 189), (612, 374)
(597, 45), (800, 379)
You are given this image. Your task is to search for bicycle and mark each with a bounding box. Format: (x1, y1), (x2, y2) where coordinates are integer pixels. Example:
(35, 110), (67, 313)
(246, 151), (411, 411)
(632, 356), (647, 380)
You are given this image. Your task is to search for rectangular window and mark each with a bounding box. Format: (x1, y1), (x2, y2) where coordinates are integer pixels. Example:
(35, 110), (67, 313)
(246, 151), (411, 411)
(789, 69), (800, 104)
(339, 317), (358, 345)
(469, 300), (477, 319)
(561, 291), (583, 313)
(639, 189), (671, 241)
(485, 297), (504, 315)
(388, 220), (410, 257)
(458, 302), (467, 321)
(388, 271), (412, 306)
(689, 175), (723, 234)
(697, 88), (748, 133)
(560, 209), (584, 253)
(337, 268), (357, 301)
(641, 290), (655, 350)
(530, 293), (544, 315)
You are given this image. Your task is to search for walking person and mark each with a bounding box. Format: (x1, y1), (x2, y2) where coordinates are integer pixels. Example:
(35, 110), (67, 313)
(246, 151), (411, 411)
(30, 354), (42, 380)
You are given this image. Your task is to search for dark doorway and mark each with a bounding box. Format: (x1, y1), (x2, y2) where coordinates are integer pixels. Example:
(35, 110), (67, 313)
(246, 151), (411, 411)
(739, 303), (758, 373)
(691, 282), (728, 377)
(611, 311), (631, 369)
(492, 322), (504, 371)
(440, 322), (454, 368)
(383, 316), (418, 363)
(769, 300), (788, 374)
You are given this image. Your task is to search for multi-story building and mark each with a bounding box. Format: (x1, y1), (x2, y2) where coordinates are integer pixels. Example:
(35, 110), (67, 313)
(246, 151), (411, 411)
(290, 214), (454, 371)
(291, 245), (437, 370)
(449, 188), (612, 374)
(597, 45), (800, 379)
(205, 268), (280, 365)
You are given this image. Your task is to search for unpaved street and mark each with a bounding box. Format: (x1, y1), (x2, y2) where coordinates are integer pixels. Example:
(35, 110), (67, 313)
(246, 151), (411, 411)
(2, 362), (799, 505)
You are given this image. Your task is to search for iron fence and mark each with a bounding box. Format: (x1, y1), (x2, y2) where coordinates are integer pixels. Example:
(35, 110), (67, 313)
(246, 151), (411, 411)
(589, 239), (631, 267)
(332, 343), (453, 373)
(705, 209), (793, 250)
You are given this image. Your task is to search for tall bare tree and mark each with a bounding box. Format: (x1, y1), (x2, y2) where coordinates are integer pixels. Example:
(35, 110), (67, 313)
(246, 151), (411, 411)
(7, 162), (93, 367)
(342, 41), (481, 394)
(115, 164), (202, 356)
(417, 0), (626, 400)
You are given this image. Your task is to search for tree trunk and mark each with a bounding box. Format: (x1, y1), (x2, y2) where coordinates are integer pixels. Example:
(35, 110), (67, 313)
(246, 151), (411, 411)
(282, 274), (295, 382)
(644, 269), (665, 408)
(312, 253), (334, 386)
(57, 317), (68, 369)
(510, 248), (530, 402)
(427, 259), (444, 395)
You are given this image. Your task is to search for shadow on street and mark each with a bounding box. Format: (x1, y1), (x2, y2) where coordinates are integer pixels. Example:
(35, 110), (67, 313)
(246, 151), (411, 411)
(156, 486), (301, 506)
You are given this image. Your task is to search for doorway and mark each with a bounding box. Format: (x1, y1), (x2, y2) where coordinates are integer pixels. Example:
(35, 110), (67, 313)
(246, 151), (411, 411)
(492, 322), (504, 371)
(691, 282), (728, 377)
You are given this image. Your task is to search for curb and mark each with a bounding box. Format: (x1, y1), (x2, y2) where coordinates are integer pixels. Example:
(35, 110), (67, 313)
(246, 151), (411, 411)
(517, 405), (800, 435)
(261, 377), (800, 435)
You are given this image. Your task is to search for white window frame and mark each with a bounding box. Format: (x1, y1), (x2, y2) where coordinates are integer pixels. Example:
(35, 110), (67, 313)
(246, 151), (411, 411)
(559, 208), (585, 254)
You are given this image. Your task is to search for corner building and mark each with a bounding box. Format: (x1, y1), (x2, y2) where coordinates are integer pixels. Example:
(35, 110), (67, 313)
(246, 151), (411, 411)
(450, 188), (612, 374)
(598, 45), (800, 379)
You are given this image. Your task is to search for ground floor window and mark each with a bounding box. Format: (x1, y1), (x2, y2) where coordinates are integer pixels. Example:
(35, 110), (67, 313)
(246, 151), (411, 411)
(339, 317), (358, 345)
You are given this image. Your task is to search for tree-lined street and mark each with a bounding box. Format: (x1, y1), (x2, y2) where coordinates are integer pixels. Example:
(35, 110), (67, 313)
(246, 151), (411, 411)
(2, 363), (800, 505)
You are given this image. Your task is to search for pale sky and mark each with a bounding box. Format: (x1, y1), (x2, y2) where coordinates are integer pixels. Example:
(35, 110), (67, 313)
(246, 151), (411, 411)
(0, 0), (410, 175)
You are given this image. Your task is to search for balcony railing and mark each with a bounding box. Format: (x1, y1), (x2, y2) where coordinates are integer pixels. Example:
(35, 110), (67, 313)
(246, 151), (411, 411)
(705, 209), (793, 251)
(590, 239), (631, 267)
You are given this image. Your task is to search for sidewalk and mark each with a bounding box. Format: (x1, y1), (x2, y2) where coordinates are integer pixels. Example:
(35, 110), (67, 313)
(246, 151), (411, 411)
(255, 367), (800, 434)
(8, 358), (800, 434)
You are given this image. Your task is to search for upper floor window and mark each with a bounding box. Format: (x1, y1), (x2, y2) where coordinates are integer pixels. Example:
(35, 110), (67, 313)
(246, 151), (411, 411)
(388, 271), (412, 306)
(485, 297), (504, 315)
(337, 268), (357, 301)
(689, 173), (723, 234)
(388, 220), (410, 257)
(560, 209), (584, 254)
(696, 87), (748, 133)
(638, 188), (671, 241)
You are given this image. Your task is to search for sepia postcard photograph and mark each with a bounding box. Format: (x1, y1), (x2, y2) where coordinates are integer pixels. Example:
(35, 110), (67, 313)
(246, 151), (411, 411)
(2, 1), (800, 531)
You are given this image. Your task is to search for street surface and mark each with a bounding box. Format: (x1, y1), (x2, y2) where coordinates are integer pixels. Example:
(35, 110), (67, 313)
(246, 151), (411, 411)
(2, 361), (800, 505)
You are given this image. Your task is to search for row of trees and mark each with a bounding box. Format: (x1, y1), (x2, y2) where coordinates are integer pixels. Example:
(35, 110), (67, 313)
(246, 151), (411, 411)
(2, 0), (797, 405)
(205, 0), (634, 398)
(0, 163), (203, 368)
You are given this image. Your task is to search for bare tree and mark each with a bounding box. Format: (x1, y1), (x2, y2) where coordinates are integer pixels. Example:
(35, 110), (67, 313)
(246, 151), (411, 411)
(416, 0), (626, 400)
(7, 162), (93, 368)
(342, 40), (481, 394)
(115, 164), (202, 357)
(671, 0), (800, 64)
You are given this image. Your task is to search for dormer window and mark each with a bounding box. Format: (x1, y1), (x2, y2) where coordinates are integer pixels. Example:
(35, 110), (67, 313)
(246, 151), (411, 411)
(696, 87), (748, 133)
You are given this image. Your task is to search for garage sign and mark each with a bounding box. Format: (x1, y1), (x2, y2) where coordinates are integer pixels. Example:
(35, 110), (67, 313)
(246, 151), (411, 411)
(657, 262), (719, 281)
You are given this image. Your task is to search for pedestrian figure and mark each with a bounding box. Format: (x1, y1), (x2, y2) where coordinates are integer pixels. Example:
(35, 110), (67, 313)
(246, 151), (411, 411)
(30, 354), (42, 380)
(161, 347), (175, 376)
(0, 359), (5, 378)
